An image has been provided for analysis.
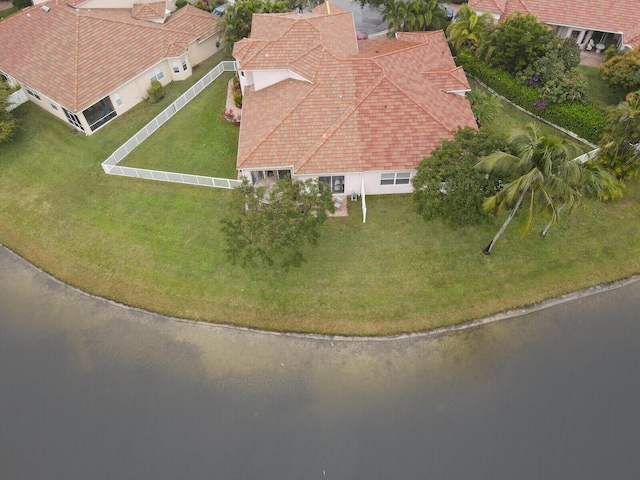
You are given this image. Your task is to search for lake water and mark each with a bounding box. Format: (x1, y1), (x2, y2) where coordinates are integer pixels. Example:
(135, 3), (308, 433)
(1, 246), (640, 479)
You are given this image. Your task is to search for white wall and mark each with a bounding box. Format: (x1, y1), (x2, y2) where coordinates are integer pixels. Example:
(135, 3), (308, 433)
(295, 170), (415, 196)
(252, 69), (310, 92)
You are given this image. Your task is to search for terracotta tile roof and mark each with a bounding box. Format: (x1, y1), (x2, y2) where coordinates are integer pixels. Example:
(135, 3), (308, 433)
(469, 0), (508, 11)
(0, 4), (220, 112)
(131, 2), (167, 23)
(236, 11), (476, 175)
(469, 0), (640, 47)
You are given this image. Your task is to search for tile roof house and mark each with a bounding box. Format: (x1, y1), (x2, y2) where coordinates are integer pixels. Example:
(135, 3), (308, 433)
(0, 0), (223, 134)
(469, 0), (640, 51)
(233, 2), (477, 196)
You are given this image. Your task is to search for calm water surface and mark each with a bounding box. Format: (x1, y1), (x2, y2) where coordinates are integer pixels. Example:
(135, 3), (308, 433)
(1, 246), (639, 479)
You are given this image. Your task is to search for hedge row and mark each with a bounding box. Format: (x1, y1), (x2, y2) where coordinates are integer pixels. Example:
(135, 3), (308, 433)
(456, 49), (607, 144)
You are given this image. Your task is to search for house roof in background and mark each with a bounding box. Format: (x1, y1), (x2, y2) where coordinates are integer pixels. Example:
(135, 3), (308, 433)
(0, 4), (221, 112)
(469, 0), (640, 47)
(132, 2), (167, 23)
(235, 6), (476, 175)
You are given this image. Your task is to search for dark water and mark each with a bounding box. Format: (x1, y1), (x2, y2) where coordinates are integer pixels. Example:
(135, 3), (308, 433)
(1, 246), (640, 479)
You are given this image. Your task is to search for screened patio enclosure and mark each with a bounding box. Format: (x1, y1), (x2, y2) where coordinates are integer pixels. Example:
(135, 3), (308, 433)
(83, 96), (117, 132)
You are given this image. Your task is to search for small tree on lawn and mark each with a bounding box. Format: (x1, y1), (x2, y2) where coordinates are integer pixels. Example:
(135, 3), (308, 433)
(412, 127), (509, 229)
(221, 177), (335, 268)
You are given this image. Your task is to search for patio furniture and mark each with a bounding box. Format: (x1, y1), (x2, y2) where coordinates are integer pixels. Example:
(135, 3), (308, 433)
(596, 43), (605, 53)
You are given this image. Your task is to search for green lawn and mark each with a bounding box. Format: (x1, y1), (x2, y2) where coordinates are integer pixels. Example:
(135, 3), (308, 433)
(1, 57), (640, 335)
(120, 71), (239, 178)
(578, 65), (627, 106)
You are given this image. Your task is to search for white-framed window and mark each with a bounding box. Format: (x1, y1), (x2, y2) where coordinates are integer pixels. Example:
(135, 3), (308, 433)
(149, 66), (164, 83)
(24, 84), (41, 100)
(172, 61), (180, 74)
(113, 93), (123, 107)
(381, 172), (411, 185)
(49, 100), (58, 111)
(182, 57), (188, 71)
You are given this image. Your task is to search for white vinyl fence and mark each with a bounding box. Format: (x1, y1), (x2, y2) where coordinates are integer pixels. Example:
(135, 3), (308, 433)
(361, 180), (367, 224)
(101, 61), (242, 190)
(6, 89), (28, 112)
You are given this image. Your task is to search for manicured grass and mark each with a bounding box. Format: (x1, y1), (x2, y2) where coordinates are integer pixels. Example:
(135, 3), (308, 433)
(1, 59), (640, 335)
(120, 71), (239, 178)
(578, 65), (627, 106)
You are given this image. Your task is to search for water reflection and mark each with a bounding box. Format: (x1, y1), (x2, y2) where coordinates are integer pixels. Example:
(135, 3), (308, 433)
(1, 247), (639, 479)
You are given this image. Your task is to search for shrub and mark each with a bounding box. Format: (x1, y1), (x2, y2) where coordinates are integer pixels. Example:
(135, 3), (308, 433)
(600, 48), (640, 93)
(233, 91), (242, 108)
(175, 0), (188, 9)
(457, 49), (606, 143)
(147, 80), (165, 104)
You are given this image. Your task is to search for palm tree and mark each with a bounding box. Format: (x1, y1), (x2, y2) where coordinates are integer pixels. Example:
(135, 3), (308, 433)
(383, 0), (448, 37)
(475, 123), (616, 254)
(466, 86), (503, 127)
(446, 4), (494, 53)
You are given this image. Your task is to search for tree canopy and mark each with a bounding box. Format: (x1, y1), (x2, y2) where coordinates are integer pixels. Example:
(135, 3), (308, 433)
(221, 0), (293, 50)
(445, 4), (493, 53)
(600, 48), (640, 93)
(412, 127), (509, 229)
(221, 178), (335, 269)
(476, 13), (554, 74)
(382, 0), (449, 37)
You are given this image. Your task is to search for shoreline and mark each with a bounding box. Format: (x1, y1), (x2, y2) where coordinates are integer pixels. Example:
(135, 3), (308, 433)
(3, 241), (639, 341)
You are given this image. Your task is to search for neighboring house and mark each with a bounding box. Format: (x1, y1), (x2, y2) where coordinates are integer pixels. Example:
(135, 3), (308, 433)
(233, 2), (477, 196)
(469, 0), (640, 51)
(0, 0), (223, 134)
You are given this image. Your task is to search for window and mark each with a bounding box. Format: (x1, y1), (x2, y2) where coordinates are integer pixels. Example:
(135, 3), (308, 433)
(172, 61), (180, 74)
(319, 175), (345, 194)
(113, 93), (123, 107)
(24, 85), (41, 100)
(181, 58), (188, 71)
(381, 172), (411, 185)
(49, 100), (58, 111)
(63, 108), (84, 131)
(149, 66), (164, 83)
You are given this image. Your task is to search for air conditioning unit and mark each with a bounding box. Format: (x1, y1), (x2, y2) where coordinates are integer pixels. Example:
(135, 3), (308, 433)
(41, 5), (51, 12)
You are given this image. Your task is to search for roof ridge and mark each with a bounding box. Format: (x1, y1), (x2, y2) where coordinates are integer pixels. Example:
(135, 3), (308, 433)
(288, 42), (323, 80)
(240, 81), (322, 166)
(296, 72), (386, 172)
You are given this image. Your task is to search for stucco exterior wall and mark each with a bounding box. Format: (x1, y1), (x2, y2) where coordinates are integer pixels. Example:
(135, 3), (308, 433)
(188, 33), (223, 66)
